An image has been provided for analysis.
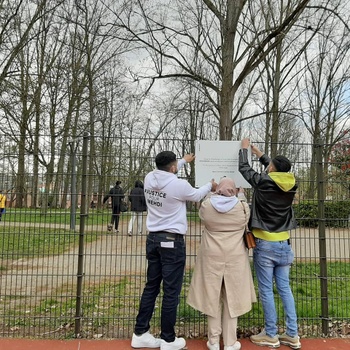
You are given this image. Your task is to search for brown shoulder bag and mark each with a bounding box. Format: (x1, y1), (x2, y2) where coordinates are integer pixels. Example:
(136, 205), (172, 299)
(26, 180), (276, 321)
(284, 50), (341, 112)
(242, 202), (256, 249)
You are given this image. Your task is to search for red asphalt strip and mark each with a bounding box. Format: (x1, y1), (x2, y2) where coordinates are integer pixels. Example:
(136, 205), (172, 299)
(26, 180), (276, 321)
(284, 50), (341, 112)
(0, 338), (350, 350)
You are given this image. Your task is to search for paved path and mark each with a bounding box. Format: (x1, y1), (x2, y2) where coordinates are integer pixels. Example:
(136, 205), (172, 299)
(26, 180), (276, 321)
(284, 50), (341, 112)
(2, 224), (350, 298)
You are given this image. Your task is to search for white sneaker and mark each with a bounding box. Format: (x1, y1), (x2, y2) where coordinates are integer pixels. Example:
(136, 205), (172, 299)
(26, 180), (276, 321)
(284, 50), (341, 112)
(224, 341), (241, 350)
(128, 232), (132, 236)
(250, 330), (280, 348)
(160, 337), (186, 350)
(207, 340), (220, 350)
(279, 333), (301, 349)
(131, 332), (161, 348)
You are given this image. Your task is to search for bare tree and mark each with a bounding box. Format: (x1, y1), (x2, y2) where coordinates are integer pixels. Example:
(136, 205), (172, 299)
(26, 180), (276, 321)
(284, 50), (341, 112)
(0, 1), (65, 207)
(0, 0), (63, 89)
(296, 1), (350, 198)
(108, 0), (313, 140)
(250, 0), (322, 157)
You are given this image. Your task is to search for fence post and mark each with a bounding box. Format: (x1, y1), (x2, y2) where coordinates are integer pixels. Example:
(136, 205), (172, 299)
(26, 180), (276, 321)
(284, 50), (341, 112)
(69, 141), (77, 230)
(315, 138), (329, 335)
(74, 132), (90, 337)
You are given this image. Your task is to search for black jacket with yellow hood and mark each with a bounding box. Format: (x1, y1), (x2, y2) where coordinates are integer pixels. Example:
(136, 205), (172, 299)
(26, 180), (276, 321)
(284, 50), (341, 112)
(239, 148), (297, 233)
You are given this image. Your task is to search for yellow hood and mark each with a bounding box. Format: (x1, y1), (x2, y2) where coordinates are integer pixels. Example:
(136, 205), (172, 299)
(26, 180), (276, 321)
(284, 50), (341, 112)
(269, 172), (296, 192)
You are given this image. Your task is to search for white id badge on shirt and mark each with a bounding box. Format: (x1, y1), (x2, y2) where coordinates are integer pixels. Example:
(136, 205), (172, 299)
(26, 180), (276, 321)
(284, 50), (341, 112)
(160, 241), (174, 248)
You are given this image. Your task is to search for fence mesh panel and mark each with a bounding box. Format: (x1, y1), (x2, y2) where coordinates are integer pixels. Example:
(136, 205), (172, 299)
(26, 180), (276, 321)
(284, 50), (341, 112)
(0, 135), (349, 339)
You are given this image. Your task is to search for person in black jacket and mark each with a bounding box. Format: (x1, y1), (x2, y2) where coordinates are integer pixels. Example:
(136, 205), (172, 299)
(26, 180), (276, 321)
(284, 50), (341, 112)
(127, 180), (147, 236)
(103, 180), (125, 233)
(239, 138), (301, 350)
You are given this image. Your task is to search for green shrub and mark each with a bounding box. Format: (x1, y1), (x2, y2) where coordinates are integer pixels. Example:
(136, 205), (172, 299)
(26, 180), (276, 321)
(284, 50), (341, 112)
(293, 201), (318, 227)
(293, 200), (350, 228)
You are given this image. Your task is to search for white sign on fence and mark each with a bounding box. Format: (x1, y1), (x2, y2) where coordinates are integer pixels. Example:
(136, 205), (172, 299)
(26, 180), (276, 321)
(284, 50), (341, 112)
(195, 140), (252, 188)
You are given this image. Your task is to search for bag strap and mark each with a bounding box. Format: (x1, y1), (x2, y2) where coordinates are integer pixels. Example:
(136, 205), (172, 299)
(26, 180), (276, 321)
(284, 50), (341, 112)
(241, 201), (249, 231)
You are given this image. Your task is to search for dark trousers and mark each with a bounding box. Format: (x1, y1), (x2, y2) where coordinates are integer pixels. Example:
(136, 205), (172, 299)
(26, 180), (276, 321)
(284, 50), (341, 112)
(134, 232), (186, 342)
(110, 206), (120, 230)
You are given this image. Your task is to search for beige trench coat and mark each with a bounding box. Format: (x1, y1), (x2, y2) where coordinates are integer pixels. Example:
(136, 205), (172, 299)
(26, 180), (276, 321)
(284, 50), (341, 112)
(187, 197), (257, 318)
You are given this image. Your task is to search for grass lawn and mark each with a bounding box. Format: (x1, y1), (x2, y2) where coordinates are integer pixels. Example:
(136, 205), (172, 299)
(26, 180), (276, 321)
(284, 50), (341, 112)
(2, 208), (110, 225)
(2, 208), (200, 225)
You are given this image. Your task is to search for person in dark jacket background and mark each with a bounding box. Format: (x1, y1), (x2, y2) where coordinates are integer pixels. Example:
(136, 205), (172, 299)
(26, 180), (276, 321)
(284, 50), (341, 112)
(103, 180), (125, 233)
(127, 180), (147, 236)
(239, 138), (301, 350)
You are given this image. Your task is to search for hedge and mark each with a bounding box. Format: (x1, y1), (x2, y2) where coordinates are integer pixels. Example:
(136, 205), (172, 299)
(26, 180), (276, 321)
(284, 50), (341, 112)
(293, 200), (350, 228)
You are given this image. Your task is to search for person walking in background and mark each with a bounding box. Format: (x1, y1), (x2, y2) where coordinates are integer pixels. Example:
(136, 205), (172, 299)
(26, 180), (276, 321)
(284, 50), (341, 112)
(128, 180), (147, 236)
(0, 190), (6, 222)
(187, 177), (256, 350)
(103, 180), (125, 233)
(131, 151), (217, 350)
(239, 138), (301, 349)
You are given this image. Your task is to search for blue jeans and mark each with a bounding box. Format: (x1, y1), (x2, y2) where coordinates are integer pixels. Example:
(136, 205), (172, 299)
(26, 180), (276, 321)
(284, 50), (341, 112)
(134, 232), (186, 342)
(253, 238), (298, 337)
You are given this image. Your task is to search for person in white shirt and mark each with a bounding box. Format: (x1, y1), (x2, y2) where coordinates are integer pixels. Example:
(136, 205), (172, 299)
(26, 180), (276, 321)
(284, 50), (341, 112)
(131, 151), (217, 350)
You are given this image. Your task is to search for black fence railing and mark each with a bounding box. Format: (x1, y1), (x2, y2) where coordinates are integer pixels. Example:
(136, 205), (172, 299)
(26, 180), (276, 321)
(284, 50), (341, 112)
(0, 134), (349, 339)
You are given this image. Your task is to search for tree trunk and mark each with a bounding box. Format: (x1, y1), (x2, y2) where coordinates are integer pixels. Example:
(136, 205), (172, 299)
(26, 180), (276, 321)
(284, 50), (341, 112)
(219, 1), (246, 140)
(270, 40), (282, 157)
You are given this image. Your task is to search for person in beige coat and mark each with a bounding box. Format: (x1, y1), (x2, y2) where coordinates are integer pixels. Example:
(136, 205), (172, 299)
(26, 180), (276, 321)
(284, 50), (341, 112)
(187, 177), (256, 350)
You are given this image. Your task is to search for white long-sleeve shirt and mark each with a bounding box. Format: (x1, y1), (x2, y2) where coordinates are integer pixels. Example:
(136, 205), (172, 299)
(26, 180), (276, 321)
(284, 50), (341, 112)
(144, 159), (212, 234)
